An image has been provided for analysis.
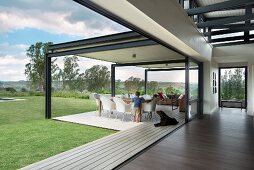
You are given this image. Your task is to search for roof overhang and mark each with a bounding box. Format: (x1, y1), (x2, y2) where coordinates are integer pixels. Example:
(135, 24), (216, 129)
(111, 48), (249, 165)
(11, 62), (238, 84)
(74, 0), (212, 61)
(48, 31), (186, 68)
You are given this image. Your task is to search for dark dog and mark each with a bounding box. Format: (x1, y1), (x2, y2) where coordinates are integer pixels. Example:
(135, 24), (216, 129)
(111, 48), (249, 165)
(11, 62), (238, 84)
(154, 111), (179, 127)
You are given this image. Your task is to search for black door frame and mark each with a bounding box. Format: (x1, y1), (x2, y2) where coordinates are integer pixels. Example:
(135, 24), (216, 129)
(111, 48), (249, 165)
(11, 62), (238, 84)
(218, 66), (248, 109)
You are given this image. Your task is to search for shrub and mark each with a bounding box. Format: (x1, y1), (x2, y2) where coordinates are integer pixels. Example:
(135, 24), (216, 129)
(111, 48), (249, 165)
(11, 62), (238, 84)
(5, 87), (17, 93)
(52, 90), (90, 99)
(21, 88), (27, 92)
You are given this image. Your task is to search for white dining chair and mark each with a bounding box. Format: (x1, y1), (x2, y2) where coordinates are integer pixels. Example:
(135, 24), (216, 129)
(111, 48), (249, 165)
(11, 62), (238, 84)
(142, 98), (158, 121)
(100, 95), (116, 118)
(113, 97), (133, 121)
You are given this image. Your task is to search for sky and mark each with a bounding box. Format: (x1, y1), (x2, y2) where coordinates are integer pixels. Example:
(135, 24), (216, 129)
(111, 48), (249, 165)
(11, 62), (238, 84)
(0, 0), (190, 82)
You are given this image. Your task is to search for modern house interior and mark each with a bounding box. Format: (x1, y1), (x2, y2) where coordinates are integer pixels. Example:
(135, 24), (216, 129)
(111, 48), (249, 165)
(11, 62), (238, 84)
(23, 0), (254, 169)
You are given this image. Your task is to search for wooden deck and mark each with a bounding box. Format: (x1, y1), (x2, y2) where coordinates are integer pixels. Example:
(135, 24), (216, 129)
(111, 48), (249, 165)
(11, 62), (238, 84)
(21, 112), (185, 170)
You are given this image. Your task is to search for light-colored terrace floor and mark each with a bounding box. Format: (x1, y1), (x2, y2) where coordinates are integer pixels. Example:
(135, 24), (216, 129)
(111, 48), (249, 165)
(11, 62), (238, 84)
(119, 108), (254, 170)
(21, 111), (185, 170)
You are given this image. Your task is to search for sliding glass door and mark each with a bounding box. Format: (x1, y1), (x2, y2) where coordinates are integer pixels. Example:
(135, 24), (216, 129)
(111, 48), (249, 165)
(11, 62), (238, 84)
(185, 58), (203, 122)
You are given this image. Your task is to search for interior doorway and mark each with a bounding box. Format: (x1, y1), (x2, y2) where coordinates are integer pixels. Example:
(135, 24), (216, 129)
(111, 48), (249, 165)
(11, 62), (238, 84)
(219, 67), (247, 109)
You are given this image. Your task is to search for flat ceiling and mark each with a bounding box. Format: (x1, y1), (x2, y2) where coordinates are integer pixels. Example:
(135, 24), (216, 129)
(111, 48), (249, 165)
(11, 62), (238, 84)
(79, 44), (184, 64)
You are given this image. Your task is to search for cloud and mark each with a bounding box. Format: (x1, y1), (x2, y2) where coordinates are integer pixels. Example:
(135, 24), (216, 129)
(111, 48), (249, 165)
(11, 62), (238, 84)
(0, 55), (29, 81)
(0, 0), (129, 37)
(0, 43), (28, 57)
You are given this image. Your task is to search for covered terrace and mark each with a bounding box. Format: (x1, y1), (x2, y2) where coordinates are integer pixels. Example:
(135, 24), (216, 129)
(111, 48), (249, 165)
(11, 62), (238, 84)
(25, 31), (204, 170)
(45, 31), (203, 123)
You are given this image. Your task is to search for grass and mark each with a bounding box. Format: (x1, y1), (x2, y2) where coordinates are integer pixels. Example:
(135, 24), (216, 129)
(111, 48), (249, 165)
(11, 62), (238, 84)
(0, 96), (115, 170)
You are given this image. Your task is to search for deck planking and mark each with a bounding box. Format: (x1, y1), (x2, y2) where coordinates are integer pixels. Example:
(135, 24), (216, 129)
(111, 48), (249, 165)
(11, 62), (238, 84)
(21, 112), (185, 170)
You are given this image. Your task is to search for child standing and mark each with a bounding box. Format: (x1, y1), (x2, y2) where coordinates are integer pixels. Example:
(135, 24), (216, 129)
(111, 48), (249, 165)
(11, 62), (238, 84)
(132, 91), (145, 123)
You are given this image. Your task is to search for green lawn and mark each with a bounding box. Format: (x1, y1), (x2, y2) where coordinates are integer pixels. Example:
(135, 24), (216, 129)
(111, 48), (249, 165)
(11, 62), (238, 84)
(0, 96), (115, 170)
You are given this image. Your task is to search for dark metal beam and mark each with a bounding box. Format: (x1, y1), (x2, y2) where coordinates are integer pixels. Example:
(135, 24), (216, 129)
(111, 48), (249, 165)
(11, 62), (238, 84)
(213, 40), (254, 47)
(49, 31), (141, 50)
(48, 39), (157, 57)
(245, 6), (252, 42)
(211, 23), (248, 29)
(146, 68), (186, 71)
(114, 59), (186, 67)
(45, 56), (51, 119)
(204, 26), (254, 36)
(210, 34), (254, 43)
(197, 14), (254, 28)
(187, 0), (254, 15)
(210, 35), (245, 43)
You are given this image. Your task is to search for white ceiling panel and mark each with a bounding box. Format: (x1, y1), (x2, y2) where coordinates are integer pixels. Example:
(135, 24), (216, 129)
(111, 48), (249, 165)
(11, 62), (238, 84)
(79, 44), (184, 64)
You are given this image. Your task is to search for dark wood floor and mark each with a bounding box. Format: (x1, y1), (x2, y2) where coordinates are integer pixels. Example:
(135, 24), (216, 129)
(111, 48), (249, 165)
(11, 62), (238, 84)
(119, 108), (254, 170)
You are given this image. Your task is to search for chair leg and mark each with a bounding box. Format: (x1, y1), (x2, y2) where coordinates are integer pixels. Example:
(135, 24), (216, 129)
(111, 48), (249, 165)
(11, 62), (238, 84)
(122, 113), (125, 121)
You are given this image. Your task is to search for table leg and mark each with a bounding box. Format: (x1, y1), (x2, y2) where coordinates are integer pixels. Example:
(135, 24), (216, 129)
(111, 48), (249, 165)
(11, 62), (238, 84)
(98, 99), (102, 116)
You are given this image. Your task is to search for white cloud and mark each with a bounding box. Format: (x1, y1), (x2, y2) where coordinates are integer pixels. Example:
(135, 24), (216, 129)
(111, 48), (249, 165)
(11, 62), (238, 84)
(0, 5), (128, 37)
(0, 43), (29, 81)
(0, 43), (28, 57)
(0, 55), (29, 65)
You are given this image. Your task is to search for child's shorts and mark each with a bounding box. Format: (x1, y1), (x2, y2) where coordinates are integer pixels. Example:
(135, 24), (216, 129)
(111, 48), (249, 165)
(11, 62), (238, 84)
(133, 107), (141, 117)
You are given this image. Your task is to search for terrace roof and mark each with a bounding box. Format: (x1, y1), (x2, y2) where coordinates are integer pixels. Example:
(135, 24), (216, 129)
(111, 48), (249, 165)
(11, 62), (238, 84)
(48, 31), (186, 69)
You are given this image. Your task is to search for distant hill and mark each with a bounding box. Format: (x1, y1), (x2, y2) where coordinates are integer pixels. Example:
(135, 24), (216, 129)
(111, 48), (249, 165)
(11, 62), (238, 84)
(0, 81), (28, 91)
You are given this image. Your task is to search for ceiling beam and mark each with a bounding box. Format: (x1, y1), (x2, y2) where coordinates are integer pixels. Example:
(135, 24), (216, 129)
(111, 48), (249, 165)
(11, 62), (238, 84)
(187, 0), (254, 15)
(210, 34), (254, 43)
(213, 40), (254, 47)
(204, 25), (254, 36)
(210, 23), (254, 29)
(197, 14), (254, 28)
(48, 39), (157, 58)
(114, 59), (186, 67)
(210, 35), (245, 43)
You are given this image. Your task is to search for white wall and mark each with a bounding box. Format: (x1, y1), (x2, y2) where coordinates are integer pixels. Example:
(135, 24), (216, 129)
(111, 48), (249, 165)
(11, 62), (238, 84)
(213, 45), (254, 116)
(247, 63), (254, 116)
(203, 59), (219, 114)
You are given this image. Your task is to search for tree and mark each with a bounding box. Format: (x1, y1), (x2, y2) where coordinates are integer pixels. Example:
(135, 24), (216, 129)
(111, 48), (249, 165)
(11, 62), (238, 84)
(115, 79), (122, 94)
(221, 68), (245, 100)
(84, 65), (110, 93)
(147, 81), (158, 95)
(61, 56), (80, 90)
(165, 85), (181, 96)
(124, 76), (144, 94)
(25, 42), (58, 91)
(75, 73), (86, 93)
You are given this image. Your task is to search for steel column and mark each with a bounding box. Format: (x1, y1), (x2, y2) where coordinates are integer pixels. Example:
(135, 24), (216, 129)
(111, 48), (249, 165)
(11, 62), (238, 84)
(198, 62), (204, 119)
(45, 55), (51, 119)
(185, 57), (190, 123)
(144, 69), (148, 94)
(111, 64), (116, 97)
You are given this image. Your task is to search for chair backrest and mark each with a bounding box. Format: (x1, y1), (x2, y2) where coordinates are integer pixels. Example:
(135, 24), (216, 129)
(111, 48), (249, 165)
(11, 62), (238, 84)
(113, 97), (127, 113)
(143, 94), (152, 100)
(100, 96), (115, 112)
(143, 98), (158, 112)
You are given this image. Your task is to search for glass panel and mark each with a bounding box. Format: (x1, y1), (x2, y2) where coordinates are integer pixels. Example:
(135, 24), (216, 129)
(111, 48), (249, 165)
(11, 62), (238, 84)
(220, 68), (246, 108)
(189, 62), (199, 119)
